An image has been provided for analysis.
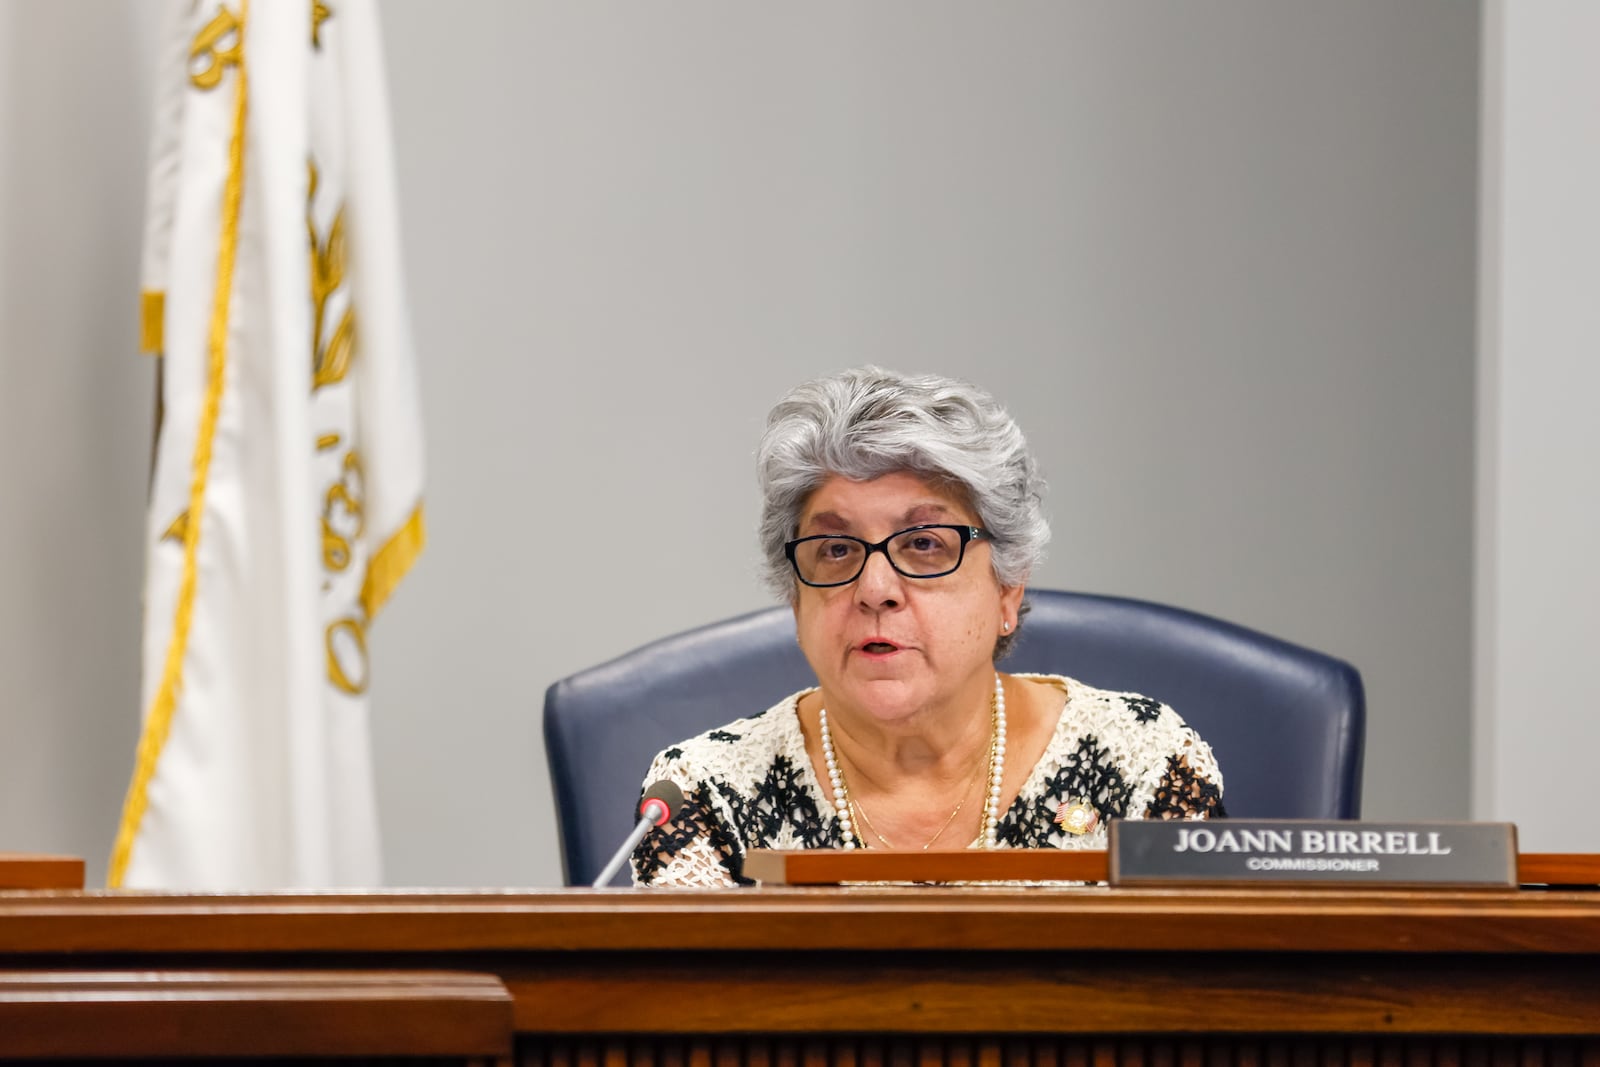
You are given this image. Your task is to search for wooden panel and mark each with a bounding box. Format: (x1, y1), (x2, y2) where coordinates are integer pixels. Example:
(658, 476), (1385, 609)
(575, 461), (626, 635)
(4, 887), (1600, 955)
(743, 850), (1108, 884)
(0, 969), (513, 1060)
(0, 890), (1597, 1056)
(498, 951), (1600, 1035)
(1517, 855), (1600, 886)
(746, 852), (1600, 889)
(514, 1040), (1600, 1067)
(0, 854), (83, 890)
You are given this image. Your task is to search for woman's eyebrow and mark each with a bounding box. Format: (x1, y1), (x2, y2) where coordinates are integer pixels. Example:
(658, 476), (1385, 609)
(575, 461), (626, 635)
(800, 511), (850, 533)
(801, 503), (955, 535)
(899, 503), (955, 525)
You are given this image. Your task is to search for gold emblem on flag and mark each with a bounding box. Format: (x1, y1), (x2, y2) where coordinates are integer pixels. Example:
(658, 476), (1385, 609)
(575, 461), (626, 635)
(162, 510), (190, 544)
(188, 7), (243, 91)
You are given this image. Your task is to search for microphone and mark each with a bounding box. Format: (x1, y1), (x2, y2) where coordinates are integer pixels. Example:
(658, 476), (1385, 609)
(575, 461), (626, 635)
(591, 780), (686, 888)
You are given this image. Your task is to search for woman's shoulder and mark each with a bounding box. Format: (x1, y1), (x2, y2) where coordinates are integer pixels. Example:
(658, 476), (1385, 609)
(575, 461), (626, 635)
(1012, 672), (1218, 780)
(645, 689), (813, 785)
(1000, 673), (1225, 834)
(1015, 673), (1192, 736)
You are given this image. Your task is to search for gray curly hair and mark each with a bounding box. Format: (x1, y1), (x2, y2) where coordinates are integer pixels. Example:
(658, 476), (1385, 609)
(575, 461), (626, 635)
(757, 367), (1049, 659)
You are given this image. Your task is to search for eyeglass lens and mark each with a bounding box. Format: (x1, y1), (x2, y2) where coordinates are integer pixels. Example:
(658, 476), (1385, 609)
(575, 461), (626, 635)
(793, 526), (968, 585)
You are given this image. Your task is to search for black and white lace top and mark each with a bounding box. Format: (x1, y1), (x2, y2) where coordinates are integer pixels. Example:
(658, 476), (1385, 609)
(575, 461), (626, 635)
(631, 674), (1226, 888)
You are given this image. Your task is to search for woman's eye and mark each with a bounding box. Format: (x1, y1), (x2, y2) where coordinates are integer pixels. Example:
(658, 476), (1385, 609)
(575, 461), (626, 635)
(818, 540), (855, 560)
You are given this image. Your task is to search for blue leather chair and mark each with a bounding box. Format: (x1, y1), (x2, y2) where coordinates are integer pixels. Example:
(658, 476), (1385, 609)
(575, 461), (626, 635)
(543, 590), (1366, 886)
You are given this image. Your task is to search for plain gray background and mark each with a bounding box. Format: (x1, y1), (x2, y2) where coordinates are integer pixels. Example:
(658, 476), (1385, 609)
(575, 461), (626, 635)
(0, 1), (1580, 887)
(1475, 0), (1600, 850)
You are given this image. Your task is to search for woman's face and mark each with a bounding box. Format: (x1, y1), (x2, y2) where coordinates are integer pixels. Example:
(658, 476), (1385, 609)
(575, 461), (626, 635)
(791, 470), (1024, 726)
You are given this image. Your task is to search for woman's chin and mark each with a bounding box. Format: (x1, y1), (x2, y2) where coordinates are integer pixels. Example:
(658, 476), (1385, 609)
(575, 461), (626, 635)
(827, 677), (933, 724)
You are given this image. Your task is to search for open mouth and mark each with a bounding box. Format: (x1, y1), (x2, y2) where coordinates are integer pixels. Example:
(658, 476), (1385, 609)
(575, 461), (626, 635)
(861, 641), (900, 654)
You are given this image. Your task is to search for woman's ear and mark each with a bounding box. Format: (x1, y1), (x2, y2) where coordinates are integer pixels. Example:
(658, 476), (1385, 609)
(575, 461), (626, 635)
(999, 582), (1026, 632)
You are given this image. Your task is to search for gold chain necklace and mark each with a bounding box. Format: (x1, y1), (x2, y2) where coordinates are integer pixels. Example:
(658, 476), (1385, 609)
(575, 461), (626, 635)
(822, 679), (1001, 850)
(849, 745), (988, 849)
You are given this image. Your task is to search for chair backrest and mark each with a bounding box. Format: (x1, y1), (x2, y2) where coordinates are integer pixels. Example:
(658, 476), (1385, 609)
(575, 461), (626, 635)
(543, 589), (1366, 886)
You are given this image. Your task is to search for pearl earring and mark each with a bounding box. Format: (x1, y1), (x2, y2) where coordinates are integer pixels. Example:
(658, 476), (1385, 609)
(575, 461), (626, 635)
(1002, 620), (1011, 632)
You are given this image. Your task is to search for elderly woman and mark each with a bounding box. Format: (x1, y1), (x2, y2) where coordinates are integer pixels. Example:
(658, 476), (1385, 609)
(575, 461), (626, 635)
(633, 367), (1224, 888)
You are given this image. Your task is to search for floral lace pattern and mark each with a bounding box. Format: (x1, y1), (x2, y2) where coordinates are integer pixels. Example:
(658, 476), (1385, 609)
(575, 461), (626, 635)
(632, 674), (1225, 887)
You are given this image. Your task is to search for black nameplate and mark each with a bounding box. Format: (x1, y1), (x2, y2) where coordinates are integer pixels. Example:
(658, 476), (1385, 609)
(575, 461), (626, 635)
(1109, 820), (1518, 887)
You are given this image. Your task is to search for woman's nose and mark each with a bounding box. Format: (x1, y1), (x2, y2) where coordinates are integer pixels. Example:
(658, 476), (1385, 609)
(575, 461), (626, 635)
(854, 547), (904, 607)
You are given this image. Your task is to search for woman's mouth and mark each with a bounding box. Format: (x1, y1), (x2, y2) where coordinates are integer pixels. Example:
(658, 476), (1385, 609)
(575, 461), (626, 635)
(860, 641), (900, 655)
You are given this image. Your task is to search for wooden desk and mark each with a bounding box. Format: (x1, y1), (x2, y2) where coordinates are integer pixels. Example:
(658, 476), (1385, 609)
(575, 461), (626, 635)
(1, 887), (1598, 1062)
(0, 969), (512, 1062)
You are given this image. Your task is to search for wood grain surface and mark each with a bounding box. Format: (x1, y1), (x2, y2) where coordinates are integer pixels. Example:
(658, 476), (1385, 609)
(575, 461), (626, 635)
(0, 969), (512, 1059)
(0, 853), (83, 890)
(0, 887), (1598, 1046)
(744, 850), (1600, 888)
(2, 885), (1599, 954)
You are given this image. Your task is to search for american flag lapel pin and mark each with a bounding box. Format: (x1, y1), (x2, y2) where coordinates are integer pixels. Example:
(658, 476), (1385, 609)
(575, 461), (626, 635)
(1054, 801), (1098, 835)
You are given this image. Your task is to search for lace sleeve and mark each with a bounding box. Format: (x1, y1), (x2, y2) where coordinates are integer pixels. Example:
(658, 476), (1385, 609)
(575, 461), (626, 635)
(630, 749), (744, 888)
(1144, 726), (1227, 820)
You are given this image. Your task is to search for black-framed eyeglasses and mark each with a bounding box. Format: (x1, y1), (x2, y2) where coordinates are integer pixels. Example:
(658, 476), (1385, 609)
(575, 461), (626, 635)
(784, 524), (995, 588)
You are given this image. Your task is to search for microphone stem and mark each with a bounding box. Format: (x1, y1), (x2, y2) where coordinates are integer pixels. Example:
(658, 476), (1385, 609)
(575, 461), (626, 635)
(592, 815), (655, 888)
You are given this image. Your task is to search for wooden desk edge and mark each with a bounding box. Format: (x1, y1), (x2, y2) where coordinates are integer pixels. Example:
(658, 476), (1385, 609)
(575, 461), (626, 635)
(0, 855), (84, 890)
(745, 849), (1600, 887)
(0, 969), (513, 1058)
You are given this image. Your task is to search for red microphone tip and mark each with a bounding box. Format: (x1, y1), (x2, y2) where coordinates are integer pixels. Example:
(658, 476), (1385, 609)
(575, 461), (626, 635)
(639, 780), (685, 827)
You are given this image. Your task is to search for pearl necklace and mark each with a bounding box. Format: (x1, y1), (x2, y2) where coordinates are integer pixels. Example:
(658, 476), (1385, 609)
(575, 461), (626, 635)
(820, 674), (1007, 850)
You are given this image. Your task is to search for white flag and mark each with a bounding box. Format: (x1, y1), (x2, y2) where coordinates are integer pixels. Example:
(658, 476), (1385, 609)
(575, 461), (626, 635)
(111, 0), (425, 890)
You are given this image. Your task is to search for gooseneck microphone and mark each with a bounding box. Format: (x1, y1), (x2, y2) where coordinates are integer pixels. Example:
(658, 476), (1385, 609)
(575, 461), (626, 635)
(591, 780), (686, 888)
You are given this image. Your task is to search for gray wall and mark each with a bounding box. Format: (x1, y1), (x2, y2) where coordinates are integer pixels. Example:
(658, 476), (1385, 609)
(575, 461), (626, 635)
(1475, 0), (1600, 852)
(0, 1), (1481, 888)
(0, 2), (156, 878)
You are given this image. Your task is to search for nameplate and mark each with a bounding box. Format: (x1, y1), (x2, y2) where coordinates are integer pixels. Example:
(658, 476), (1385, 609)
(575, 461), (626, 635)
(1109, 820), (1518, 887)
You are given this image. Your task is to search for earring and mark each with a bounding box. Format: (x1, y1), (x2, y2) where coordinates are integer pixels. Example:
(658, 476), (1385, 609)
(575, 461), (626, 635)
(1002, 620), (1011, 633)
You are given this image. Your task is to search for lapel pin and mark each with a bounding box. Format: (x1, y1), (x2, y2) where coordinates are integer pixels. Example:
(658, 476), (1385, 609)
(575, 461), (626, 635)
(1054, 801), (1098, 836)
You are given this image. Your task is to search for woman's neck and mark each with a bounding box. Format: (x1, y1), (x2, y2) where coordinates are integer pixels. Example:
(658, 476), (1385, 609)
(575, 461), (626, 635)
(818, 673), (998, 794)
